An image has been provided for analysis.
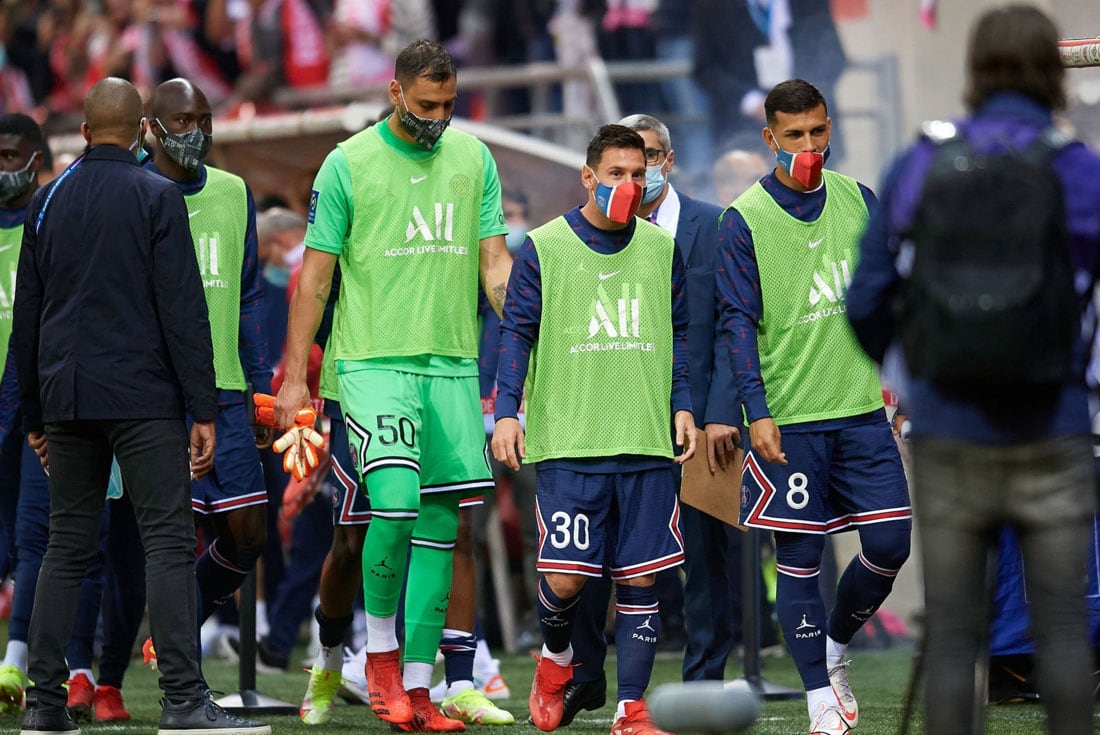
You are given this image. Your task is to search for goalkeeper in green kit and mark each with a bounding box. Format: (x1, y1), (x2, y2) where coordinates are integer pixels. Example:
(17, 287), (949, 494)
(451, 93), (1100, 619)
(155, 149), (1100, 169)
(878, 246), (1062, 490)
(274, 39), (513, 732)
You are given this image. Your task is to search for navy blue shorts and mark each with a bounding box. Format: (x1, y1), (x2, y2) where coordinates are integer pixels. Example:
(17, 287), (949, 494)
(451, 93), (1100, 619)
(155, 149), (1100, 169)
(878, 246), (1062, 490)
(739, 420), (911, 534)
(534, 465), (684, 580)
(191, 401), (267, 514)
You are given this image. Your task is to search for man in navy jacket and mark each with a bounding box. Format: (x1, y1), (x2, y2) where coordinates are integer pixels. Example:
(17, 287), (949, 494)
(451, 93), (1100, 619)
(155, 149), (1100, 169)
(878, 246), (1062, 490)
(12, 77), (267, 735)
(847, 7), (1100, 734)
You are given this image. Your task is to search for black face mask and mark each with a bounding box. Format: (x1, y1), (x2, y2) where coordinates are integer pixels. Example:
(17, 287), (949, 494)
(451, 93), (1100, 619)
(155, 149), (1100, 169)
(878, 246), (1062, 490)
(155, 119), (213, 172)
(398, 87), (450, 151)
(0, 152), (38, 205)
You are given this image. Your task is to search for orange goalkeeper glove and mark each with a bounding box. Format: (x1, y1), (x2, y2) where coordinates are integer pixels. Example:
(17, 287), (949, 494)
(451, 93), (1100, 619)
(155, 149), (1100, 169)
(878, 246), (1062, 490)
(253, 394), (325, 481)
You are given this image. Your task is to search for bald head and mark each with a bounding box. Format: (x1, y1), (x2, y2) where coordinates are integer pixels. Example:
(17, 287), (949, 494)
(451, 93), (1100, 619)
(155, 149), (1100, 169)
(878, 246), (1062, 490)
(84, 77), (144, 145)
(150, 78), (211, 123)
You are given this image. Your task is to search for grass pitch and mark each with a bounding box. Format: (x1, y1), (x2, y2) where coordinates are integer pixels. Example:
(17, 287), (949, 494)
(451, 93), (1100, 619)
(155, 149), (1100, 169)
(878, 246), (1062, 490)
(0, 643), (1072, 734)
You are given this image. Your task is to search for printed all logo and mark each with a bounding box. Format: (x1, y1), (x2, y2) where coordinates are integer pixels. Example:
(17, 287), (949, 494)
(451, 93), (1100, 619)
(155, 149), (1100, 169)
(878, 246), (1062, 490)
(406, 203), (455, 243)
(196, 234), (220, 276)
(808, 259), (851, 306)
(589, 283), (641, 339)
(0, 267), (15, 311)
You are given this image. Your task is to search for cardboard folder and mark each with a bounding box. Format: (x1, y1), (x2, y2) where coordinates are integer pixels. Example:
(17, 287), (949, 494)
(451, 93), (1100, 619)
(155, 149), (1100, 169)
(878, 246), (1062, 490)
(679, 428), (747, 531)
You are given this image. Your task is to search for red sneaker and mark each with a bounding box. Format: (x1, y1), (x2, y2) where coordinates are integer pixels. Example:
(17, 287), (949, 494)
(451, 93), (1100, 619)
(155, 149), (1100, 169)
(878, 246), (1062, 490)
(366, 649), (413, 724)
(93, 685), (131, 721)
(65, 673), (94, 722)
(393, 687), (466, 732)
(142, 637), (158, 670)
(528, 654), (574, 732)
(611, 699), (669, 735)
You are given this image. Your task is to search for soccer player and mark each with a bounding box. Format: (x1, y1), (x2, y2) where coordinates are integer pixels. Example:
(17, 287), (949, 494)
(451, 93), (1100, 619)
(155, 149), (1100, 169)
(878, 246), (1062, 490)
(146, 78), (274, 639)
(275, 39), (512, 731)
(717, 79), (911, 735)
(492, 123), (696, 735)
(0, 113), (51, 714)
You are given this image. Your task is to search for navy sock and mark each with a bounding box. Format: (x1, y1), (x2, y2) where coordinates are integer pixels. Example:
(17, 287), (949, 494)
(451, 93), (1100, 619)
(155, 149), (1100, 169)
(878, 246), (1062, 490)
(776, 569), (829, 690)
(828, 551), (903, 644)
(613, 584), (659, 703)
(440, 631), (476, 685)
(315, 606), (354, 649)
(774, 532), (829, 691)
(195, 539), (258, 624)
(537, 577), (580, 654)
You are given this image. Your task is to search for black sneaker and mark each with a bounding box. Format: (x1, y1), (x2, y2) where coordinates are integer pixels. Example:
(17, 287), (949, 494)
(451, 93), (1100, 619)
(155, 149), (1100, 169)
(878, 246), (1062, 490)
(220, 636), (289, 674)
(21, 703), (80, 735)
(525, 673), (607, 728)
(158, 691), (271, 735)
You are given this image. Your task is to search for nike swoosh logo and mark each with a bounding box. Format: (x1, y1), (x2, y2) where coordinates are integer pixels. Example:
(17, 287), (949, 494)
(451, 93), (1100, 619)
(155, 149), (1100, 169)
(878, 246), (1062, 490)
(0, 245), (12, 253)
(410, 176), (428, 184)
(189, 209), (202, 218)
(598, 271), (621, 281)
(808, 238), (823, 249)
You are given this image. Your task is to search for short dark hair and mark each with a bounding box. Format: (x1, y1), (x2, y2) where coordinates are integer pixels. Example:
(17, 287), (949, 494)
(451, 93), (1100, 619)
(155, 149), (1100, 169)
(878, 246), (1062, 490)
(0, 113), (45, 149)
(764, 79), (828, 126)
(964, 4), (1065, 111)
(585, 124), (646, 167)
(395, 40), (456, 86)
(501, 187), (528, 215)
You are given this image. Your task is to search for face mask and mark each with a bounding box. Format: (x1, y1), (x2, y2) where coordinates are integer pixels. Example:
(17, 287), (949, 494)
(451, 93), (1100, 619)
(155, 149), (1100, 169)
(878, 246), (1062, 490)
(588, 167), (644, 225)
(131, 119), (149, 164)
(264, 263), (291, 288)
(398, 88), (450, 151)
(642, 162), (668, 204)
(505, 227), (527, 253)
(770, 131), (830, 189)
(155, 119), (212, 172)
(0, 152), (38, 205)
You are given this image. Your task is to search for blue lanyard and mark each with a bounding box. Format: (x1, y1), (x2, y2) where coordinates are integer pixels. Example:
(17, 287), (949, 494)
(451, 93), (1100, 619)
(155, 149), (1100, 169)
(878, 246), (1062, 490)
(34, 153), (85, 234)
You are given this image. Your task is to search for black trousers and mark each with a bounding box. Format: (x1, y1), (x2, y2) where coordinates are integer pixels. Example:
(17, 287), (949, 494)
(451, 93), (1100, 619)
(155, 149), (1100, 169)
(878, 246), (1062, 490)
(26, 419), (205, 709)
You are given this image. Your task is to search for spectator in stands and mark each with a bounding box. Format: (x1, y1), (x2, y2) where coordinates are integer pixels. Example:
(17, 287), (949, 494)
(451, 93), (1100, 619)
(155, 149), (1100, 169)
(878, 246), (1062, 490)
(710, 138), (769, 207)
(693, 0), (847, 159)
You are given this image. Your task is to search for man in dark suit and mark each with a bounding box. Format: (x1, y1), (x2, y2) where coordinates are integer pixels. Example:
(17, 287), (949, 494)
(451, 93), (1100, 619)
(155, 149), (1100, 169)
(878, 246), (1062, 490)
(545, 114), (745, 727)
(693, 0), (847, 159)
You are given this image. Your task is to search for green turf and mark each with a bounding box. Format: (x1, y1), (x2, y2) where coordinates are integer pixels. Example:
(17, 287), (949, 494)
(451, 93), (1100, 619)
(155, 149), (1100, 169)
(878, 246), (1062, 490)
(0, 644), (1073, 734)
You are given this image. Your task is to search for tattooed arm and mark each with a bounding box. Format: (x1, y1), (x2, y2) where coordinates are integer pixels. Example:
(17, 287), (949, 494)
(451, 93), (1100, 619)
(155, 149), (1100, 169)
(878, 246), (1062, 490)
(479, 233), (512, 319)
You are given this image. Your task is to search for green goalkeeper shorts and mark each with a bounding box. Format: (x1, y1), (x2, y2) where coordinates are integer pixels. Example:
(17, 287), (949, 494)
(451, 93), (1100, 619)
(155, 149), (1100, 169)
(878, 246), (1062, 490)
(337, 364), (493, 496)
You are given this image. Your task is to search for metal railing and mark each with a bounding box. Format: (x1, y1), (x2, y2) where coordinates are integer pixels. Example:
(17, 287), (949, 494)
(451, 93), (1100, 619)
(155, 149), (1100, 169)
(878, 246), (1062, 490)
(273, 56), (903, 164)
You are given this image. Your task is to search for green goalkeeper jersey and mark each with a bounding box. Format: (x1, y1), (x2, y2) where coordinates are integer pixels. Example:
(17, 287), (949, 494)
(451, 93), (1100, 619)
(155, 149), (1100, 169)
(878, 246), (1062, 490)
(305, 119), (507, 375)
(733, 170), (883, 424)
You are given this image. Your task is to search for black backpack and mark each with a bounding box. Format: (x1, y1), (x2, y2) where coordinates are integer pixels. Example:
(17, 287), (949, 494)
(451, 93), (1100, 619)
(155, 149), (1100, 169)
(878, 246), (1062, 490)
(898, 127), (1077, 388)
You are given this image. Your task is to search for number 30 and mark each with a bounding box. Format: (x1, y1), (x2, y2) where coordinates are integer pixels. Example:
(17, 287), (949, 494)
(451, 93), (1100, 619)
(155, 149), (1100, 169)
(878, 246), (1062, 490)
(549, 511), (590, 550)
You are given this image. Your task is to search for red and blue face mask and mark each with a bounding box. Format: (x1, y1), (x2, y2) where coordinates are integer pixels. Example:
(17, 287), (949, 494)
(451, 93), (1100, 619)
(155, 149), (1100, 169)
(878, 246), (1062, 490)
(588, 166), (645, 224)
(771, 134), (831, 189)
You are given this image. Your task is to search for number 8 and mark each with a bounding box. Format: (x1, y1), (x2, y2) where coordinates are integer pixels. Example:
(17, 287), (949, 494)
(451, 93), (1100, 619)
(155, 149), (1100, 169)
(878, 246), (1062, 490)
(786, 472), (810, 510)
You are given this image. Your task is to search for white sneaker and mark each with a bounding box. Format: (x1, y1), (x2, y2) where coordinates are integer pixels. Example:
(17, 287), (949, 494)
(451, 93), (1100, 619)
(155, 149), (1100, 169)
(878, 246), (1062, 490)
(429, 677), (449, 703)
(429, 664), (511, 703)
(337, 647), (369, 705)
(809, 702), (852, 735)
(827, 660), (858, 728)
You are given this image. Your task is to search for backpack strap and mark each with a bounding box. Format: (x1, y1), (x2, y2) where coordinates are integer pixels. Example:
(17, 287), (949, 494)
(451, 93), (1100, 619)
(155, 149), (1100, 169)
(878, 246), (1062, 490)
(1019, 127), (1072, 166)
